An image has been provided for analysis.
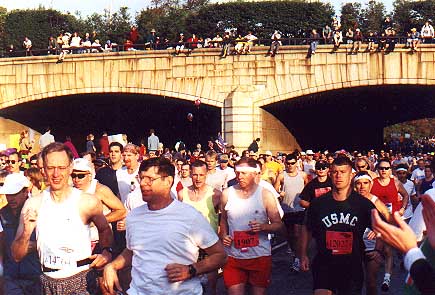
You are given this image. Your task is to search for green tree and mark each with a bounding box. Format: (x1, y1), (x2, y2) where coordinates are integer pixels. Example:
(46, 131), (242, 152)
(393, 0), (435, 33)
(340, 2), (363, 31)
(361, 0), (386, 33)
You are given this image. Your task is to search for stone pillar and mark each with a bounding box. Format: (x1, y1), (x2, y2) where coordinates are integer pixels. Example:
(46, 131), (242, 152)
(222, 87), (260, 152)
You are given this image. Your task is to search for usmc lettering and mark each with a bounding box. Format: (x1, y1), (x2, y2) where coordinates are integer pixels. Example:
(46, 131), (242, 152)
(321, 213), (358, 228)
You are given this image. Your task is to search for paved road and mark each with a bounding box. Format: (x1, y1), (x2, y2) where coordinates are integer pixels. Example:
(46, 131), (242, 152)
(216, 244), (407, 294)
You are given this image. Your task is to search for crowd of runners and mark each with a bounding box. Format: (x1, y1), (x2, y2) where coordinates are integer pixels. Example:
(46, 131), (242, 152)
(0, 129), (435, 295)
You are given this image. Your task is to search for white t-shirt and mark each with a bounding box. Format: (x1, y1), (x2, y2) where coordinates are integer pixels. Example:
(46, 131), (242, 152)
(401, 179), (416, 220)
(409, 188), (435, 241)
(126, 200), (218, 295)
(116, 166), (139, 204)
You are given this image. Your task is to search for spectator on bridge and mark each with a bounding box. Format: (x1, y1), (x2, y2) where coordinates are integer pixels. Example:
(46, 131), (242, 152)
(383, 16), (393, 33)
(186, 33), (199, 53)
(366, 31), (376, 52)
(23, 36), (32, 56)
(104, 40), (114, 52)
(234, 34), (246, 54)
(332, 29), (343, 51)
(322, 24), (332, 44)
(421, 20), (434, 44)
(220, 32), (232, 58)
(92, 39), (104, 53)
(47, 36), (57, 55)
(145, 29), (157, 50)
(385, 29), (397, 54)
(350, 28), (363, 54)
(70, 32), (82, 53)
(248, 138), (260, 153)
(378, 32), (387, 52)
(212, 33), (223, 48)
(129, 26), (139, 47)
(6, 44), (16, 58)
(175, 33), (185, 55)
(346, 27), (354, 44)
(268, 30), (281, 57)
(410, 28), (421, 52)
(82, 32), (92, 53)
(244, 31), (258, 54)
(309, 28), (320, 56)
(331, 16), (341, 31)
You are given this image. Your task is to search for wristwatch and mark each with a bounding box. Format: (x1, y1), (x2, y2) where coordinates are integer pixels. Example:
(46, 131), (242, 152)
(188, 264), (197, 278)
(101, 247), (113, 255)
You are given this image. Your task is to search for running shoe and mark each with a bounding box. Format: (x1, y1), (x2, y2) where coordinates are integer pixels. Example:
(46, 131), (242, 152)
(381, 277), (390, 292)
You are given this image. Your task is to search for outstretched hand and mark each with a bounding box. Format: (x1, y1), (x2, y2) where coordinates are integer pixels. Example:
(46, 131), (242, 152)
(371, 209), (417, 253)
(422, 194), (435, 249)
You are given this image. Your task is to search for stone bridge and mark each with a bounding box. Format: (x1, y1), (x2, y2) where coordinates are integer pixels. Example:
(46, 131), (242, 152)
(1, 44), (435, 153)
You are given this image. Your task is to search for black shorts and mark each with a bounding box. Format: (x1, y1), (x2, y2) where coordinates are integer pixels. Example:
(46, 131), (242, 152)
(283, 211), (305, 226)
(312, 255), (363, 295)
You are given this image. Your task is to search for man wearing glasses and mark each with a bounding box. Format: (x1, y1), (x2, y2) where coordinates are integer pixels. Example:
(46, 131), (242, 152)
(7, 151), (22, 175)
(11, 142), (113, 295)
(275, 153), (308, 273)
(103, 157), (226, 295)
(299, 160), (333, 209)
(371, 158), (409, 292)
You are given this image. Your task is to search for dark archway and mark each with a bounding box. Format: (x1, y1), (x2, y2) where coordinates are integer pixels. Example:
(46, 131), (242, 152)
(0, 93), (221, 153)
(263, 85), (435, 151)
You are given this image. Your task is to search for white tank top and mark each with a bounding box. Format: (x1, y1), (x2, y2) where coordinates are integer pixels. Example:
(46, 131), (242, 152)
(282, 172), (305, 212)
(225, 185), (271, 259)
(36, 188), (92, 278)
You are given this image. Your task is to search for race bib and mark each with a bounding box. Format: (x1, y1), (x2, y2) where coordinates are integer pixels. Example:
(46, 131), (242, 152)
(43, 248), (73, 270)
(233, 231), (259, 249)
(326, 231), (353, 255)
(314, 187), (332, 198)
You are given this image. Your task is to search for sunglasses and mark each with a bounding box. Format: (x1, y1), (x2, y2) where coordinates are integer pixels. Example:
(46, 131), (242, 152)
(286, 161), (297, 165)
(6, 160), (17, 164)
(30, 162), (38, 166)
(356, 165), (367, 169)
(0, 182), (3, 186)
(378, 167), (391, 171)
(316, 166), (328, 170)
(71, 173), (89, 179)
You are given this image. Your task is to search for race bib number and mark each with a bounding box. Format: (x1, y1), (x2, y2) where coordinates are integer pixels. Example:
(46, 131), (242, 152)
(233, 231), (259, 249)
(43, 248), (73, 270)
(326, 231), (353, 255)
(314, 187), (332, 198)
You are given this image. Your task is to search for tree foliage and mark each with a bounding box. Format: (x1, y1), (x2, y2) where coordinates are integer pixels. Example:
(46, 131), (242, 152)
(340, 3), (363, 31)
(361, 1), (386, 33)
(393, 0), (435, 33)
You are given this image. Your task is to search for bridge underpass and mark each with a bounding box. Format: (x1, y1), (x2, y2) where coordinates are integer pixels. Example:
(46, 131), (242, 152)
(263, 85), (435, 152)
(0, 93), (221, 152)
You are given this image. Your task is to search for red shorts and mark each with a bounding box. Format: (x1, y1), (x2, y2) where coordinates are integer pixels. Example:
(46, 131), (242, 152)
(223, 256), (272, 288)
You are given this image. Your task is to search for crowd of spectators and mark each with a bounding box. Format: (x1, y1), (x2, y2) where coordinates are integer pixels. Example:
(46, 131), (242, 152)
(3, 17), (435, 60)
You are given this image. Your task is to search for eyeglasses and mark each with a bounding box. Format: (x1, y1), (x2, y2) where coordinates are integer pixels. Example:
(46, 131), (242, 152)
(136, 175), (163, 185)
(30, 162), (38, 166)
(286, 161), (297, 165)
(316, 166), (328, 170)
(356, 165), (367, 169)
(378, 167), (391, 171)
(71, 173), (89, 179)
(6, 160), (17, 164)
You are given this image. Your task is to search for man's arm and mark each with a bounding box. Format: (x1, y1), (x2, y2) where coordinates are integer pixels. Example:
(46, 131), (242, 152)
(299, 225), (311, 271)
(212, 189), (221, 213)
(274, 173), (283, 197)
(396, 179), (409, 215)
(82, 194), (113, 268)
(165, 241), (227, 283)
(218, 189), (231, 247)
(103, 248), (133, 294)
(11, 198), (38, 262)
(96, 184), (126, 223)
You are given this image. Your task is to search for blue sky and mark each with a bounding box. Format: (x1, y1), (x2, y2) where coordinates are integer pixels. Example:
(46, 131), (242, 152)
(0, 0), (395, 18)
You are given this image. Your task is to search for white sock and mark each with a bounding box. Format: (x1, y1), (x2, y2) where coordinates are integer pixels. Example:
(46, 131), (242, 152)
(384, 273), (391, 280)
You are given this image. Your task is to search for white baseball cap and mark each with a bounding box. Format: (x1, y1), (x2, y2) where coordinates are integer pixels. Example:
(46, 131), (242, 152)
(72, 158), (92, 173)
(0, 173), (30, 195)
(265, 150), (273, 156)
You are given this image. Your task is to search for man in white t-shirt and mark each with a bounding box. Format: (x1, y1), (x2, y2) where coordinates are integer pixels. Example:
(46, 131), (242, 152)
(411, 159), (426, 194)
(103, 157), (226, 295)
(396, 164), (417, 222)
